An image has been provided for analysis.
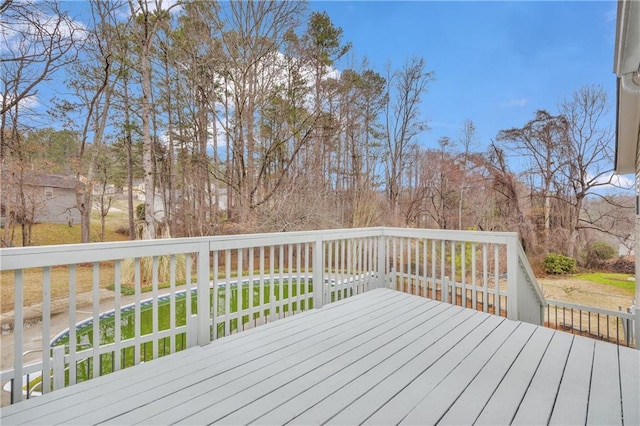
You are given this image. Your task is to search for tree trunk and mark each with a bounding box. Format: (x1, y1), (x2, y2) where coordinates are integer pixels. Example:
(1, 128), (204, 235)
(141, 42), (156, 239)
(124, 82), (136, 240)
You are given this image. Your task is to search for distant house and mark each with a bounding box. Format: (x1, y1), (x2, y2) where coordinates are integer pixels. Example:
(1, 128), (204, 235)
(133, 181), (228, 221)
(92, 182), (116, 197)
(1, 172), (81, 224)
(122, 179), (145, 201)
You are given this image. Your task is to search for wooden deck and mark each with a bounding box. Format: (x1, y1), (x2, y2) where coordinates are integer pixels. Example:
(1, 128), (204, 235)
(1, 288), (638, 425)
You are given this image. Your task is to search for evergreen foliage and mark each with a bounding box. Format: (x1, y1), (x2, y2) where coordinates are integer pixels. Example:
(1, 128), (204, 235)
(543, 253), (577, 275)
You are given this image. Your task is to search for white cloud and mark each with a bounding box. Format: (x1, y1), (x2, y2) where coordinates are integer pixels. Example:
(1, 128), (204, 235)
(323, 68), (341, 81)
(592, 172), (635, 191)
(499, 98), (528, 108)
(0, 3), (86, 56)
(126, 0), (183, 17)
(0, 93), (41, 111)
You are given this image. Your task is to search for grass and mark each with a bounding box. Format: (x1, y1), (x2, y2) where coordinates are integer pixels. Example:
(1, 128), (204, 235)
(106, 278), (194, 295)
(1, 264), (116, 314)
(106, 268), (312, 296)
(4, 199), (134, 247)
(5, 222), (129, 247)
(1, 221), (128, 313)
(539, 273), (635, 312)
(573, 272), (635, 291)
(24, 281), (316, 393)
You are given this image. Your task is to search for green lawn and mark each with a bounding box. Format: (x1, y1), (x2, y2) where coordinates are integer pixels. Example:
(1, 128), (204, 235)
(573, 272), (635, 291)
(32, 281), (315, 392)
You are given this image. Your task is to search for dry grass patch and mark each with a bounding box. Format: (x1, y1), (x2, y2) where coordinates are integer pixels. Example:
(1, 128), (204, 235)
(5, 222), (129, 247)
(538, 276), (635, 311)
(1, 263), (115, 314)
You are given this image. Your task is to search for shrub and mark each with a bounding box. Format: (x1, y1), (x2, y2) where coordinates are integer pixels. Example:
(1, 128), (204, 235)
(115, 225), (130, 236)
(609, 257), (635, 274)
(543, 253), (577, 275)
(589, 241), (617, 262)
(135, 203), (145, 221)
(120, 254), (187, 286)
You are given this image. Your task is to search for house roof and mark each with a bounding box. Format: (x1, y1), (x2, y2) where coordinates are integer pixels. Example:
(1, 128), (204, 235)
(0, 168), (79, 190)
(614, 0), (640, 175)
(2, 172), (79, 190)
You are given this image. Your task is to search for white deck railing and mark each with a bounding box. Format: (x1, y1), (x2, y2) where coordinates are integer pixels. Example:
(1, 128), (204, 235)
(1, 227), (548, 404)
(545, 299), (636, 347)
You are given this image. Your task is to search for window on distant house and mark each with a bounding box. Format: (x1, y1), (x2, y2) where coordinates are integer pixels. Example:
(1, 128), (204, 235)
(44, 187), (54, 198)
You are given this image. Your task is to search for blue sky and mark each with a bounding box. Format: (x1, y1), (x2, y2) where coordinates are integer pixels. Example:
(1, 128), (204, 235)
(310, 1), (619, 150)
(23, 1), (619, 155)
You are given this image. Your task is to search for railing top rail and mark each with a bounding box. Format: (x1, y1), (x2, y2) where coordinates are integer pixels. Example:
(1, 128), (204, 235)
(381, 227), (518, 244)
(0, 228), (386, 270)
(0, 239), (205, 270)
(0, 227), (522, 271)
(547, 299), (636, 319)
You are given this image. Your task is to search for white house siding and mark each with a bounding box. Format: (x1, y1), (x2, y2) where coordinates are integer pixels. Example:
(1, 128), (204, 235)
(1, 174), (81, 225)
(39, 186), (81, 224)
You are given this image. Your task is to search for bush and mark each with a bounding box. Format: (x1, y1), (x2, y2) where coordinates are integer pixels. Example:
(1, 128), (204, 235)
(115, 225), (130, 236)
(608, 257), (635, 274)
(136, 203), (145, 221)
(589, 241), (617, 262)
(543, 253), (577, 275)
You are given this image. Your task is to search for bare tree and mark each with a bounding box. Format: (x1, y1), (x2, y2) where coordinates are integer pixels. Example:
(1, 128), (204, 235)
(581, 195), (635, 254)
(207, 1), (308, 225)
(0, 0), (82, 115)
(302, 11), (351, 192)
(93, 147), (116, 241)
(383, 57), (433, 224)
(497, 110), (568, 249)
(54, 0), (129, 243)
(559, 85), (618, 257)
(486, 143), (537, 252)
(1, 0), (82, 244)
(127, 0), (178, 239)
(457, 119), (477, 230)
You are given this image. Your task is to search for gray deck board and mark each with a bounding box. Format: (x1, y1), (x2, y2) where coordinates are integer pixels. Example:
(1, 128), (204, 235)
(619, 345), (640, 425)
(7, 290), (398, 424)
(330, 314), (505, 425)
(225, 301), (452, 425)
(139, 297), (442, 425)
(511, 330), (574, 425)
(1, 288), (637, 426)
(474, 326), (555, 425)
(431, 322), (538, 425)
(288, 309), (480, 425)
(372, 319), (520, 425)
(548, 336), (595, 425)
(587, 340), (623, 425)
(57, 290), (412, 425)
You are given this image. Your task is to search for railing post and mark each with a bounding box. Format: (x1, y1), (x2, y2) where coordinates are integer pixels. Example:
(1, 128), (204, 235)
(12, 270), (24, 403)
(313, 236), (324, 308)
(506, 236), (519, 321)
(377, 233), (386, 289)
(634, 305), (639, 349)
(635, 170), (639, 349)
(188, 314), (199, 348)
(52, 346), (65, 390)
(443, 276), (449, 304)
(197, 241), (211, 346)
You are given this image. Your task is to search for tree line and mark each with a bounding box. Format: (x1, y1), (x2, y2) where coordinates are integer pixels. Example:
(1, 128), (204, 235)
(0, 0), (634, 267)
